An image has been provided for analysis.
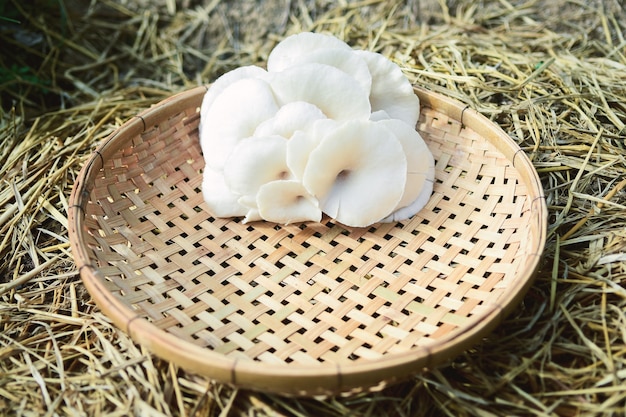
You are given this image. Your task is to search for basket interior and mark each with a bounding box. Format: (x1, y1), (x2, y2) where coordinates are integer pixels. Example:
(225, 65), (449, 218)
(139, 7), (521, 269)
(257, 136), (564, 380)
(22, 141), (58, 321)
(72, 87), (545, 394)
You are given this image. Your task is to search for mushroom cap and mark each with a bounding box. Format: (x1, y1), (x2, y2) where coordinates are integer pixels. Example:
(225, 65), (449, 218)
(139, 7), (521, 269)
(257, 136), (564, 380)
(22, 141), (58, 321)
(354, 50), (420, 127)
(267, 32), (352, 73)
(302, 120), (407, 227)
(223, 135), (291, 198)
(270, 48), (373, 94)
(379, 119), (435, 222)
(256, 180), (322, 224)
(369, 109), (392, 121)
(376, 119), (433, 212)
(237, 194), (263, 224)
(286, 118), (338, 180)
(200, 77), (279, 170)
(285, 130), (318, 181)
(200, 65), (267, 120)
(381, 170), (434, 222)
(254, 101), (327, 139)
(264, 63), (371, 121)
(201, 165), (248, 218)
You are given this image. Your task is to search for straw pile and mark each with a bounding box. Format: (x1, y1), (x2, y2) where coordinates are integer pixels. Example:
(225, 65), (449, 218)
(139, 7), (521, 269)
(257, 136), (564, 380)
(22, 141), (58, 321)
(1, 0), (625, 415)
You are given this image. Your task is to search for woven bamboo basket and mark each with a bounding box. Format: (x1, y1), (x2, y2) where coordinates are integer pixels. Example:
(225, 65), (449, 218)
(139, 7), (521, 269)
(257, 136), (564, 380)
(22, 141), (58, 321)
(68, 85), (547, 396)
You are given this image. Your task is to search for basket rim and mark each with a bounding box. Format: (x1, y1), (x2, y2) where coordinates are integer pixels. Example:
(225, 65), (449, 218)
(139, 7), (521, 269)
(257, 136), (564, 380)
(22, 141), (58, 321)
(67, 85), (547, 395)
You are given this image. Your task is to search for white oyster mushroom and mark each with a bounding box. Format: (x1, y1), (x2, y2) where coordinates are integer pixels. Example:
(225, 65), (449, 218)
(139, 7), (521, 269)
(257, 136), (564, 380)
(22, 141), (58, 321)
(256, 180), (322, 224)
(382, 175), (434, 222)
(354, 50), (420, 127)
(286, 131), (319, 181)
(237, 194), (262, 224)
(303, 120), (407, 228)
(200, 77), (279, 170)
(254, 101), (327, 139)
(400, 155), (435, 222)
(201, 165), (248, 218)
(286, 118), (339, 180)
(199, 65), (267, 121)
(273, 48), (373, 94)
(369, 110), (392, 121)
(199, 31), (436, 227)
(223, 135), (291, 199)
(376, 119), (435, 221)
(264, 63), (371, 121)
(267, 32), (352, 73)
(376, 119), (433, 211)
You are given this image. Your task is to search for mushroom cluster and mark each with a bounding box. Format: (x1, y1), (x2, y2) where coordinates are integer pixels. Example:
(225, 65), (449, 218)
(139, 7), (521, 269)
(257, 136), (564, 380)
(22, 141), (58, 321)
(199, 32), (435, 228)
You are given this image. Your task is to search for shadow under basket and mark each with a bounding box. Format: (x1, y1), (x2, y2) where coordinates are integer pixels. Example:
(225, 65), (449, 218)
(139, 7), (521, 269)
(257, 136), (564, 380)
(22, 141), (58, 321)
(68, 86), (547, 397)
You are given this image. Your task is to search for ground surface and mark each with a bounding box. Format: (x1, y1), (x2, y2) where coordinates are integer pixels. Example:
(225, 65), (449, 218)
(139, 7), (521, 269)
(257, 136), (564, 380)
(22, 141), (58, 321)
(1, 0), (626, 416)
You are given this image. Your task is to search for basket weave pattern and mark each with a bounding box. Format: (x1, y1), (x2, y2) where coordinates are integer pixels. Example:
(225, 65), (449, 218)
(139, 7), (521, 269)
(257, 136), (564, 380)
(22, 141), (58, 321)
(69, 86), (546, 395)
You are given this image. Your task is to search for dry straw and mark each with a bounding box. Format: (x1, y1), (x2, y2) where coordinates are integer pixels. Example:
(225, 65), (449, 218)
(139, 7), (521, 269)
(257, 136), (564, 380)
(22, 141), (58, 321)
(1, 0), (626, 415)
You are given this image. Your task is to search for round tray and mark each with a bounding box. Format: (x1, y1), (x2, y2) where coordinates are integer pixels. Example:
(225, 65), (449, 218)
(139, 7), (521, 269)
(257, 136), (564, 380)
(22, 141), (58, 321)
(68, 85), (547, 396)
